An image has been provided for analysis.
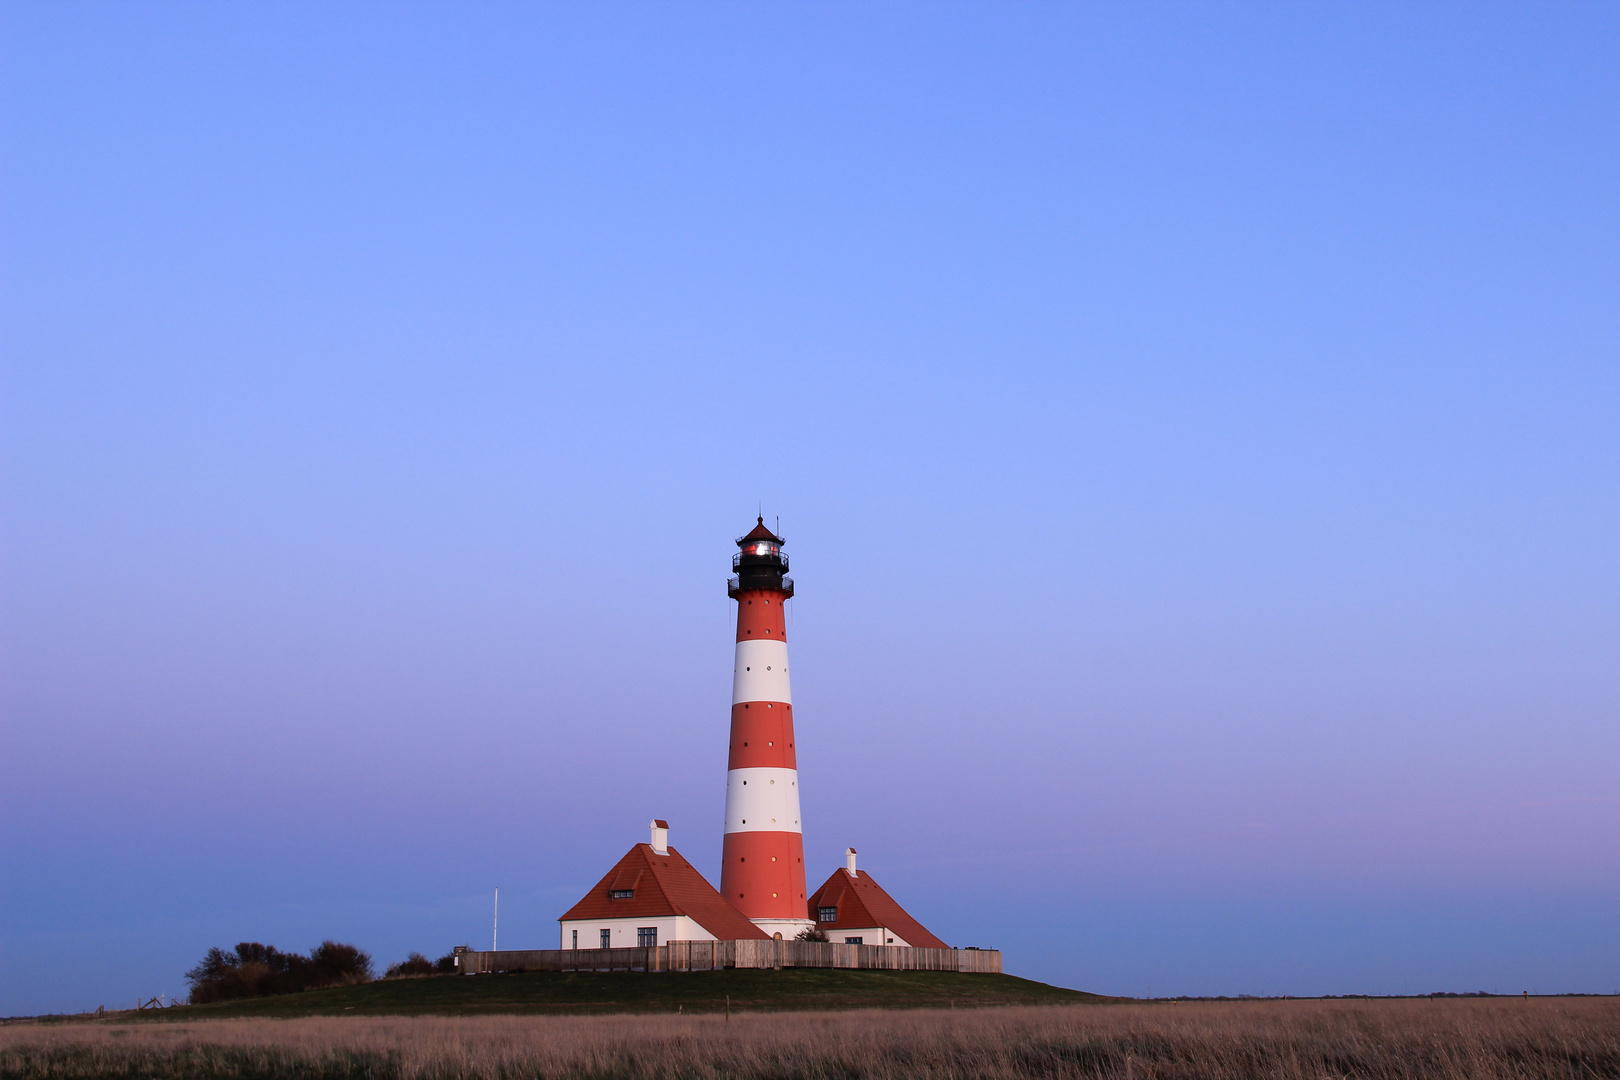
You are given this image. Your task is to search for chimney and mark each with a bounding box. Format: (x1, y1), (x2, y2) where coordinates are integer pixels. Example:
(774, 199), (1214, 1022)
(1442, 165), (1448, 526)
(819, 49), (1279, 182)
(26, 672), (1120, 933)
(650, 819), (669, 855)
(846, 847), (858, 875)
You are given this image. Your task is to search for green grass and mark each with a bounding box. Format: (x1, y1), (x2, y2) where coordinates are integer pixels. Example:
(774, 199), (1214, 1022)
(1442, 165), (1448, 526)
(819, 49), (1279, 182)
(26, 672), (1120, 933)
(144, 969), (1109, 1019)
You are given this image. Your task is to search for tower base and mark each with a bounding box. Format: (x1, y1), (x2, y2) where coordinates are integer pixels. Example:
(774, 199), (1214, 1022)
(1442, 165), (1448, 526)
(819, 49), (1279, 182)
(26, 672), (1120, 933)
(750, 918), (816, 940)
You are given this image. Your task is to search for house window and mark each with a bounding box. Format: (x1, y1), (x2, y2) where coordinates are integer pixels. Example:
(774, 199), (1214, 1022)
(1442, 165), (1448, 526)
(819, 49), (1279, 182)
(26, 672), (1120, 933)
(817, 907), (838, 923)
(600, 929), (611, 949)
(571, 930), (578, 949)
(844, 937), (863, 945)
(637, 927), (657, 947)
(610, 889), (634, 899)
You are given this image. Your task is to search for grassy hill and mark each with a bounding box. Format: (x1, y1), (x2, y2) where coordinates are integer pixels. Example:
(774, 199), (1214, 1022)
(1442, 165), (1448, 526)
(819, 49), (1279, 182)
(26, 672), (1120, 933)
(148, 969), (1111, 1019)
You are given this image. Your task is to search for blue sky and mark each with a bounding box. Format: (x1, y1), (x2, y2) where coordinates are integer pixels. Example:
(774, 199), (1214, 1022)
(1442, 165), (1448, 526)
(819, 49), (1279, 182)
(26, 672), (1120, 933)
(2, 1), (1617, 1014)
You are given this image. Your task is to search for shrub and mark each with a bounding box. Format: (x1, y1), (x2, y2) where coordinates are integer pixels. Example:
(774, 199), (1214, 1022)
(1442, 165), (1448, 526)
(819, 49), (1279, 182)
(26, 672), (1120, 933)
(185, 940), (372, 1004)
(184, 944), (302, 1004)
(385, 950), (460, 978)
(385, 953), (437, 978)
(795, 927), (830, 942)
(307, 940), (373, 987)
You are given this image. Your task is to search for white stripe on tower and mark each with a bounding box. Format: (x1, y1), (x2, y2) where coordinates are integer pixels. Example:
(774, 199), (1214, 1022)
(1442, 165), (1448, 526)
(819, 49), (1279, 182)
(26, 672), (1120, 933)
(732, 640), (791, 706)
(724, 768), (801, 832)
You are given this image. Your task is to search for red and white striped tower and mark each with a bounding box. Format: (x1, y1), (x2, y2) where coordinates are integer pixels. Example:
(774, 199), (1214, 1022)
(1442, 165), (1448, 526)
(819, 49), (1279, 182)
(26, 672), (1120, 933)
(720, 518), (812, 939)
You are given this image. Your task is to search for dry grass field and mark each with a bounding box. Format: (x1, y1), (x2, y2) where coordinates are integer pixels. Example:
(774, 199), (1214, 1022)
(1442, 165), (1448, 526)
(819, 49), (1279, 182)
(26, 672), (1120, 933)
(2, 997), (1615, 1079)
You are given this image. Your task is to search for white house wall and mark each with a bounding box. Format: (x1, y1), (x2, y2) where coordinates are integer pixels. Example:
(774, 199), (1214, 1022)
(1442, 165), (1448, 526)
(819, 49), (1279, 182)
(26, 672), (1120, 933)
(827, 926), (912, 947)
(558, 915), (717, 949)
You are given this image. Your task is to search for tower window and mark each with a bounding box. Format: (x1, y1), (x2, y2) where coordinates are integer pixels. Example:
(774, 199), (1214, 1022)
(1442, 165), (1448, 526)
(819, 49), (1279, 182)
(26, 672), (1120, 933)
(818, 906), (838, 923)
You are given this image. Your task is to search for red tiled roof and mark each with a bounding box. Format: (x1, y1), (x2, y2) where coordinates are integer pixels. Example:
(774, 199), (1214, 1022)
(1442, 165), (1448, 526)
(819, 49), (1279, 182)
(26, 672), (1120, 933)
(739, 517), (783, 543)
(559, 844), (769, 940)
(807, 867), (948, 949)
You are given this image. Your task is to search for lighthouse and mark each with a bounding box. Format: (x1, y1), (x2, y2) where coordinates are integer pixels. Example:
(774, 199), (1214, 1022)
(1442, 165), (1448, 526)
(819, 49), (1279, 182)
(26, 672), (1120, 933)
(557, 516), (950, 954)
(720, 518), (813, 938)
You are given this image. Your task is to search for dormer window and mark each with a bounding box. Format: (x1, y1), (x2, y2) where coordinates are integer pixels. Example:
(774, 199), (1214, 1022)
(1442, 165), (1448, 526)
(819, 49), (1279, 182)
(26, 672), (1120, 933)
(608, 868), (642, 900)
(817, 906), (838, 923)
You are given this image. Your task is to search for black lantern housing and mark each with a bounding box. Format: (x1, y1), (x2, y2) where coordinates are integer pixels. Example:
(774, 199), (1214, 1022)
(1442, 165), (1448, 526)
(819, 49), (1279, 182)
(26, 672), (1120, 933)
(728, 517), (793, 598)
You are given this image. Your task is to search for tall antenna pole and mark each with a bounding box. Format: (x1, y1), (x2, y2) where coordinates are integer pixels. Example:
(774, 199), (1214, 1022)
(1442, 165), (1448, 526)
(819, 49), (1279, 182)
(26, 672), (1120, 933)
(493, 887), (499, 952)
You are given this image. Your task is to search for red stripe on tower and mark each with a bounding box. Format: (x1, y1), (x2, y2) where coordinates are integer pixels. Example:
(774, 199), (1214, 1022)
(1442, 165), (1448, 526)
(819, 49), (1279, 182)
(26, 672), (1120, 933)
(720, 517), (812, 939)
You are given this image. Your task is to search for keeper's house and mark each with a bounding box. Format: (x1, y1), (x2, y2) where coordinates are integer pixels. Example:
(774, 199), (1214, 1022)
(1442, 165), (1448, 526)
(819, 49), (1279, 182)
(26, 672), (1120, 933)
(807, 848), (947, 948)
(558, 821), (768, 950)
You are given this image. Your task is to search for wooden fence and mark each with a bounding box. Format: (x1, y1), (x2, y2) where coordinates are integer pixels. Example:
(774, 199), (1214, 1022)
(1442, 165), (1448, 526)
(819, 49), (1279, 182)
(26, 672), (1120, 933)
(455, 941), (1001, 975)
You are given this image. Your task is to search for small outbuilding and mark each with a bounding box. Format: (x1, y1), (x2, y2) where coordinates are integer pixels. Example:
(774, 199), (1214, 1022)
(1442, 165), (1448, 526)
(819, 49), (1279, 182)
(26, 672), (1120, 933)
(806, 849), (948, 948)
